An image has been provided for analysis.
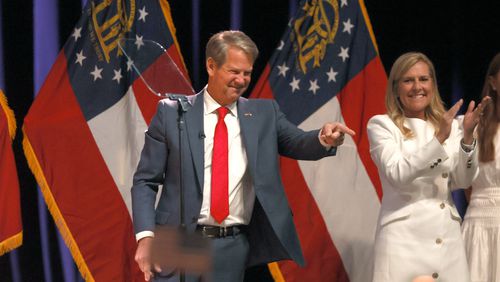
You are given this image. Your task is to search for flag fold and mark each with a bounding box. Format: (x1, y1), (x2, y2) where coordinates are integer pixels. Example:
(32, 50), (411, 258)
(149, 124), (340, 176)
(0, 90), (22, 256)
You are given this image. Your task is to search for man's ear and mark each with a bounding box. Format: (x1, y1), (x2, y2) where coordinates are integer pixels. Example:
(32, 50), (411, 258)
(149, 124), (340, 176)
(206, 57), (216, 77)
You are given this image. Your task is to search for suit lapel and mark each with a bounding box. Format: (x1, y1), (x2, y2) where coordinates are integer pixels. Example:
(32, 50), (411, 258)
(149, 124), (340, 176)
(238, 98), (258, 180)
(185, 92), (204, 194)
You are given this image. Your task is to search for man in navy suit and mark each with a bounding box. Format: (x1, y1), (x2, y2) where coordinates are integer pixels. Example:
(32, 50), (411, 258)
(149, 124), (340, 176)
(132, 30), (355, 281)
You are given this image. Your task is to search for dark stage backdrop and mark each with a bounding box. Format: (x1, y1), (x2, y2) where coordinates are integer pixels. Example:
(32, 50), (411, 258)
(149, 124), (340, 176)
(0, 0), (498, 281)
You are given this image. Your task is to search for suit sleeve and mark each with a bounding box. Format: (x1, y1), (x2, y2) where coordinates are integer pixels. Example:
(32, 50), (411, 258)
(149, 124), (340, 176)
(272, 100), (336, 160)
(367, 115), (449, 188)
(131, 101), (169, 235)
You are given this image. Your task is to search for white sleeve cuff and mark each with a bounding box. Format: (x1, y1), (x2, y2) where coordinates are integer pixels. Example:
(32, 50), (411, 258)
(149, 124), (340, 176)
(135, 231), (154, 242)
(460, 138), (476, 153)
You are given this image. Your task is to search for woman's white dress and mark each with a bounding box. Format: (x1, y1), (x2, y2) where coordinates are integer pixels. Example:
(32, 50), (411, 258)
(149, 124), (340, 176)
(462, 124), (500, 282)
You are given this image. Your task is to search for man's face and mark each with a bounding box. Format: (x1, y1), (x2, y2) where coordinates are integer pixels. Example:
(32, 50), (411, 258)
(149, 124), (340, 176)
(206, 47), (253, 106)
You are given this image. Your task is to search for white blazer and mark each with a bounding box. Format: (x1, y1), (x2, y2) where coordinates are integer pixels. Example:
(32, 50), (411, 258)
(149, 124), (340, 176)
(367, 114), (478, 282)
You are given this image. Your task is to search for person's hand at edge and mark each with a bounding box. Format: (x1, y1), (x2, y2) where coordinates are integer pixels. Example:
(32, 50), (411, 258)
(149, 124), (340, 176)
(320, 122), (356, 147)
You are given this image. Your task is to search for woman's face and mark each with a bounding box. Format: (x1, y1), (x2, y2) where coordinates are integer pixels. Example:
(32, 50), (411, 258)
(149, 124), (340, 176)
(397, 61), (434, 119)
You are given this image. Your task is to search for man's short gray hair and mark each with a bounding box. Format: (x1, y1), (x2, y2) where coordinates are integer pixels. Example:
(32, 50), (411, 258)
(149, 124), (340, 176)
(205, 30), (259, 66)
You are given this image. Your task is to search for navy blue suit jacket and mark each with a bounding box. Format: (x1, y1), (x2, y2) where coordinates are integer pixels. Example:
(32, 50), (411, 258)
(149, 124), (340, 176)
(131, 92), (336, 266)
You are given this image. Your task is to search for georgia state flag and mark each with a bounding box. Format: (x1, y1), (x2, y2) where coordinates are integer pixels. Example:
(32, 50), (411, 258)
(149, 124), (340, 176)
(251, 0), (387, 281)
(23, 1), (191, 280)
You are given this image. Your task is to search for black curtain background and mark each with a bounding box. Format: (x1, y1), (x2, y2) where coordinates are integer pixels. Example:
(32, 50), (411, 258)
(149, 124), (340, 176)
(1, 0), (499, 281)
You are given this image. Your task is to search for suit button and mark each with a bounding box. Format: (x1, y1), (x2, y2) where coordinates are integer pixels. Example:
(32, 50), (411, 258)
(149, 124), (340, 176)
(436, 238), (442, 244)
(440, 203), (445, 209)
(432, 272), (439, 279)
(437, 158), (442, 163)
(442, 172), (448, 178)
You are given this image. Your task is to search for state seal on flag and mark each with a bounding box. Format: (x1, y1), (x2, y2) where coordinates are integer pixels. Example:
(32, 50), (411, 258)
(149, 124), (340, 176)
(91, 0), (136, 62)
(292, 0), (339, 74)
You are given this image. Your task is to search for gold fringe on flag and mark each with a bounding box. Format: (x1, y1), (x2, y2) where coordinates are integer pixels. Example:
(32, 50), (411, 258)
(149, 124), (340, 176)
(0, 90), (17, 139)
(22, 130), (95, 282)
(359, 0), (380, 54)
(0, 89), (22, 256)
(0, 232), (23, 256)
(159, 0), (191, 80)
(268, 262), (286, 282)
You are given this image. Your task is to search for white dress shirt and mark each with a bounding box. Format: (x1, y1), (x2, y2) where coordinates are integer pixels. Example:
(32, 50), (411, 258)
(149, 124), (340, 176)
(198, 88), (255, 226)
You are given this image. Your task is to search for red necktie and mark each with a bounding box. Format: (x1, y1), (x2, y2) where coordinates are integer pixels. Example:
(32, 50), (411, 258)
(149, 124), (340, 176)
(211, 107), (229, 223)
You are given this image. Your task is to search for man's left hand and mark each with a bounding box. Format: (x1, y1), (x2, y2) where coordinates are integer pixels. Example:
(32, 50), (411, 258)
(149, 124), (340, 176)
(320, 122), (356, 147)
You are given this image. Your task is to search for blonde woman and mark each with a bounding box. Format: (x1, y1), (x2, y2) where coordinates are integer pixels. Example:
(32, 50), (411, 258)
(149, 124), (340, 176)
(367, 52), (490, 281)
(462, 53), (500, 282)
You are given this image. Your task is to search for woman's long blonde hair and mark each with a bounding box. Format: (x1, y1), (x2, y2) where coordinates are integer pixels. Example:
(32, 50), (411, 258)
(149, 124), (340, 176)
(386, 52), (446, 138)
